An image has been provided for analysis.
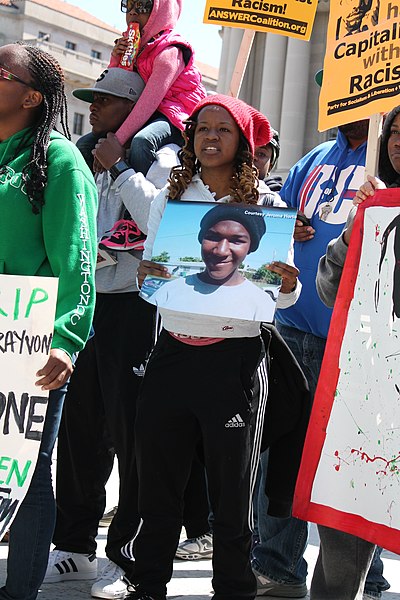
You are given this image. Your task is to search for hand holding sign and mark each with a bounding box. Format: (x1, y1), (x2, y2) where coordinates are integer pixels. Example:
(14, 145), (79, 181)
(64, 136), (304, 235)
(35, 348), (73, 391)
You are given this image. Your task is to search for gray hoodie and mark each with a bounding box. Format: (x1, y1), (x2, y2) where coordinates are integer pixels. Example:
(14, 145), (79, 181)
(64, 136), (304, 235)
(95, 144), (179, 294)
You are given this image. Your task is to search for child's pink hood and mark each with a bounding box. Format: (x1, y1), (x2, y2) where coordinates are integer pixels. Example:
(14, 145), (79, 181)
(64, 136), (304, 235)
(141, 0), (182, 45)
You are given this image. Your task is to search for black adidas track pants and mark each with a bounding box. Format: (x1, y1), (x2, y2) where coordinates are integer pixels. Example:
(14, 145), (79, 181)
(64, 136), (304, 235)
(132, 331), (268, 599)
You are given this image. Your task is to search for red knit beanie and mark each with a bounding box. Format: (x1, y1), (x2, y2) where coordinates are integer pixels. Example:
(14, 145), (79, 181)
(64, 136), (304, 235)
(190, 94), (272, 155)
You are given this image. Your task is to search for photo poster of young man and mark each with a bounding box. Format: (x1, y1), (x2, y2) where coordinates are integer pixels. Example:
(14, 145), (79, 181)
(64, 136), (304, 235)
(139, 200), (297, 322)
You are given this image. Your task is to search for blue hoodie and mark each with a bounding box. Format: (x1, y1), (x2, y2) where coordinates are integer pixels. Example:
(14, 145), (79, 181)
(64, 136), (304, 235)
(275, 130), (367, 339)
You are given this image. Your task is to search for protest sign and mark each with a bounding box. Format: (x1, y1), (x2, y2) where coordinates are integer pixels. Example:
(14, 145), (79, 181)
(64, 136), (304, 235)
(0, 275), (58, 538)
(319, 0), (400, 131)
(203, 0), (318, 41)
(140, 201), (296, 322)
(293, 190), (400, 553)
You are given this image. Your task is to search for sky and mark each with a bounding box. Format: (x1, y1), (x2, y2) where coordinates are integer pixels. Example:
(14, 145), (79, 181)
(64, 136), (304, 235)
(152, 201), (297, 269)
(66, 0), (222, 68)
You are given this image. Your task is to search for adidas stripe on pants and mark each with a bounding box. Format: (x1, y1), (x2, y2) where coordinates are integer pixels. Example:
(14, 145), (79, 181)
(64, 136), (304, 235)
(132, 331), (268, 600)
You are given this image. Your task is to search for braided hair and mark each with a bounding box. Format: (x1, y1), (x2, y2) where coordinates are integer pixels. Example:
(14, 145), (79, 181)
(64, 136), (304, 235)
(16, 42), (70, 214)
(168, 117), (260, 205)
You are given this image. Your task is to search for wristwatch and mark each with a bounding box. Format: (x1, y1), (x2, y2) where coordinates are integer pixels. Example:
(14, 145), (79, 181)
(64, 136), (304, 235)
(109, 159), (131, 181)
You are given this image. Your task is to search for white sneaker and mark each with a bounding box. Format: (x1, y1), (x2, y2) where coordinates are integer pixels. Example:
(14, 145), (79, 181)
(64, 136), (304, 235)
(91, 561), (127, 599)
(175, 532), (213, 560)
(44, 549), (97, 583)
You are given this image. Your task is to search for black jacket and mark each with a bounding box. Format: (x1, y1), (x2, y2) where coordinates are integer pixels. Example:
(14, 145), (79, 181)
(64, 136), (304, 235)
(260, 323), (311, 518)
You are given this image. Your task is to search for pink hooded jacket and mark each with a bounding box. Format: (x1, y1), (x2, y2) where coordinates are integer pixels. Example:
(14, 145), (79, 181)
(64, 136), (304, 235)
(109, 0), (206, 144)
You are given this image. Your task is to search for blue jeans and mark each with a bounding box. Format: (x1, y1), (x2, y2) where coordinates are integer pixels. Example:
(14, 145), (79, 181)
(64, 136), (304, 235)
(252, 447), (308, 584)
(253, 324), (389, 595)
(0, 384), (67, 600)
(363, 547), (390, 597)
(129, 112), (182, 175)
(77, 112), (183, 175)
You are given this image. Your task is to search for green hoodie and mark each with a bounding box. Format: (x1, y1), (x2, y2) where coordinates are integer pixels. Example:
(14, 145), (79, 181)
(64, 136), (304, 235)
(0, 128), (98, 358)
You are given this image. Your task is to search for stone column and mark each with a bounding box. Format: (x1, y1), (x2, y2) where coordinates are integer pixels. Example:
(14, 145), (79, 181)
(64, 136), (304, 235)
(259, 33), (288, 134)
(279, 37), (311, 172)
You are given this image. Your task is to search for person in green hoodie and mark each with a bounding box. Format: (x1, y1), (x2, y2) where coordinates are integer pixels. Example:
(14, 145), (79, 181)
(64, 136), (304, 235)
(0, 42), (97, 600)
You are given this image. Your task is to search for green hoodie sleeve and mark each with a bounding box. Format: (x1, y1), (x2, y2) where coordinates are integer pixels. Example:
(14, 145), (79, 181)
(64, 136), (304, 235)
(41, 137), (98, 358)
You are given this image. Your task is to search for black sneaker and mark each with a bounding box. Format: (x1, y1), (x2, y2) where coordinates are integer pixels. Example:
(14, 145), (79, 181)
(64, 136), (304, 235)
(125, 585), (165, 600)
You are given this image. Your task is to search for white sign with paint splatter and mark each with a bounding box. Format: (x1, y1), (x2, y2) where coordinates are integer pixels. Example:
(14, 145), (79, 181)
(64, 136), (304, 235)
(312, 206), (400, 527)
(294, 192), (400, 553)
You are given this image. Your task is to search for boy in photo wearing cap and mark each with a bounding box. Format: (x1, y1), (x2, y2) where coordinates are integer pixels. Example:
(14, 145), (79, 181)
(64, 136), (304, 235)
(44, 68), (181, 599)
(125, 95), (301, 600)
(148, 204), (276, 321)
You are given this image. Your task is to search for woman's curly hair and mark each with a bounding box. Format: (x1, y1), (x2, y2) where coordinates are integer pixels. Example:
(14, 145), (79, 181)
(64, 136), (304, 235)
(168, 116), (260, 205)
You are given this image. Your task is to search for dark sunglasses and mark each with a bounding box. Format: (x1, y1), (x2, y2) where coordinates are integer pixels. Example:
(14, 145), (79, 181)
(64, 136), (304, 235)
(0, 66), (31, 87)
(120, 0), (153, 14)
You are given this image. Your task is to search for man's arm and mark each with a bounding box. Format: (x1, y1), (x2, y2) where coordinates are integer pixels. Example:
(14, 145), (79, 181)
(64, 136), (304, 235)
(316, 207), (356, 307)
(94, 132), (179, 234)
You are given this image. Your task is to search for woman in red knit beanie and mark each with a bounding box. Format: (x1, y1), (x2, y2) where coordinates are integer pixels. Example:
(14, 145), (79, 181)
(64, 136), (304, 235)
(126, 95), (300, 600)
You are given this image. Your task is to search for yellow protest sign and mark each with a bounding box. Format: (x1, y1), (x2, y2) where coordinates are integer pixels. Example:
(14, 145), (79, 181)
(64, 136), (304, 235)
(319, 0), (400, 131)
(203, 0), (318, 41)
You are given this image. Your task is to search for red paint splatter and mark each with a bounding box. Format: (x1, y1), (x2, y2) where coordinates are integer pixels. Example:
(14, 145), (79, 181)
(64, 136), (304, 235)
(334, 450), (342, 471)
(351, 448), (400, 475)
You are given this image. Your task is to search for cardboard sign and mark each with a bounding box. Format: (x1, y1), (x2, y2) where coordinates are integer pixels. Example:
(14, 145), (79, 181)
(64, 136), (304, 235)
(293, 190), (400, 553)
(0, 275), (58, 538)
(319, 0), (400, 131)
(140, 201), (296, 322)
(203, 0), (318, 41)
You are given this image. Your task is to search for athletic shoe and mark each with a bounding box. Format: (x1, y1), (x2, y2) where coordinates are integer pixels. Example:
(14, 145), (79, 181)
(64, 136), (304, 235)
(125, 585), (165, 600)
(99, 219), (146, 252)
(44, 549), (97, 583)
(99, 506), (118, 527)
(254, 569), (307, 597)
(91, 560), (127, 599)
(175, 532), (213, 560)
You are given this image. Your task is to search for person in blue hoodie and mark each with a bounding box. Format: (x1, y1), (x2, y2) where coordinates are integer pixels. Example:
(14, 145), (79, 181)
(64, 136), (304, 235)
(252, 118), (390, 599)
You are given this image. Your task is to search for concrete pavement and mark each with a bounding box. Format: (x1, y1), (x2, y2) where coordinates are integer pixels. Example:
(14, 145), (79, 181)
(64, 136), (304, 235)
(1, 523), (399, 599)
(0, 458), (399, 599)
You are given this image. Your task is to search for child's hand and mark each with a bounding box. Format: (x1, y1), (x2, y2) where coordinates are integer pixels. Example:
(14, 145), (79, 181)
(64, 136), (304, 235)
(112, 36), (130, 57)
(354, 175), (387, 205)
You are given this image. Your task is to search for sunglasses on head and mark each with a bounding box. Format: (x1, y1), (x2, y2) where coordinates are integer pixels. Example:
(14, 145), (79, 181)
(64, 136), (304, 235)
(0, 66), (31, 87)
(120, 0), (153, 14)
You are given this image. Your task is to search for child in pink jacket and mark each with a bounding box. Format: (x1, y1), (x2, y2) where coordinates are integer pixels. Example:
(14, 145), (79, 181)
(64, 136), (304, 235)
(78, 0), (206, 178)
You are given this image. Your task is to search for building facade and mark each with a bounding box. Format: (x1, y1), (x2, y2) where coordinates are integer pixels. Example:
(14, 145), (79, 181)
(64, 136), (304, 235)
(0, 0), (120, 143)
(0, 0), (218, 144)
(217, 0), (332, 179)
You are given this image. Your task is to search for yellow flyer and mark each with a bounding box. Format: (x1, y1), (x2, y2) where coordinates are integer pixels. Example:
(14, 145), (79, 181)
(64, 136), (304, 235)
(203, 0), (318, 41)
(319, 0), (400, 131)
